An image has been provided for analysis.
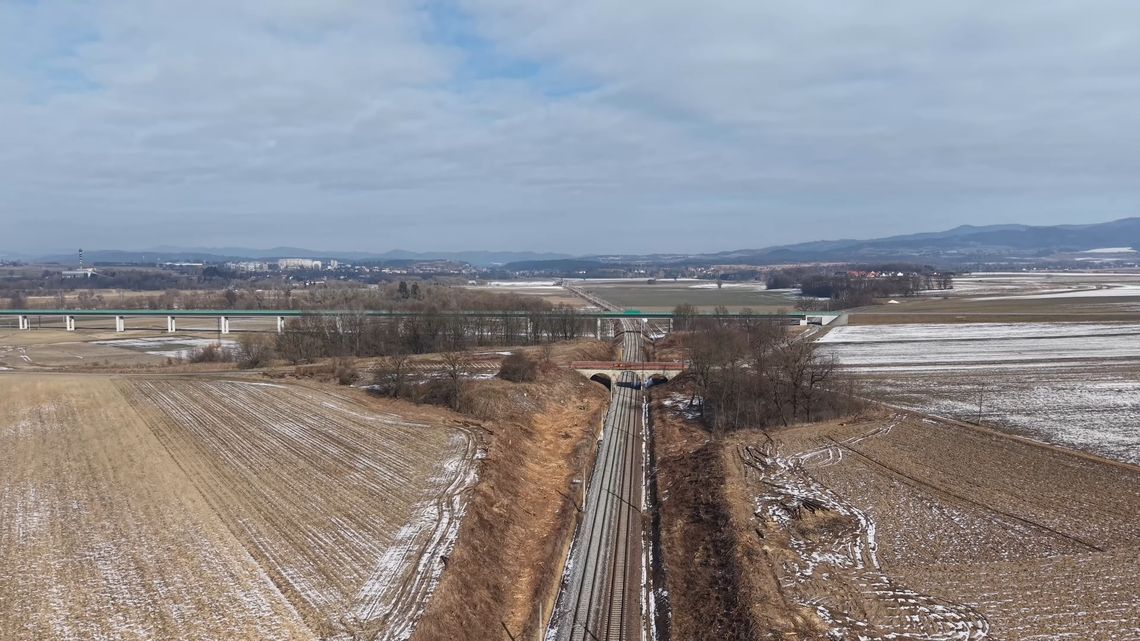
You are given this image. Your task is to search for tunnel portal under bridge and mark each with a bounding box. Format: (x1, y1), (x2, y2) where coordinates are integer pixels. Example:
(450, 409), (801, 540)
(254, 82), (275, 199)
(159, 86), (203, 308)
(571, 361), (686, 389)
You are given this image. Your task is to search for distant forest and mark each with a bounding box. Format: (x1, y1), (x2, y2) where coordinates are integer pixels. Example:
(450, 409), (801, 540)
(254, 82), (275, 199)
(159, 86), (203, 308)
(767, 264), (954, 308)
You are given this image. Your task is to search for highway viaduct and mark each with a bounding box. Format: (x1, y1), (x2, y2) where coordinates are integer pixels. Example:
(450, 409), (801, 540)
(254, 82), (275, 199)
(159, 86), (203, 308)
(0, 309), (842, 335)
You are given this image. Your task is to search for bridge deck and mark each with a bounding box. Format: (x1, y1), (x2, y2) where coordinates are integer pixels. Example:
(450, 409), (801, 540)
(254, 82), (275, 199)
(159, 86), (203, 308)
(571, 361), (686, 371)
(0, 308), (834, 320)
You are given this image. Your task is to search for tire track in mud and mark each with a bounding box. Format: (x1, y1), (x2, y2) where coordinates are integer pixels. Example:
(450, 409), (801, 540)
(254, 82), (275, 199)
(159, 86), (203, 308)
(795, 419), (901, 470)
(742, 443), (990, 641)
(357, 432), (479, 641)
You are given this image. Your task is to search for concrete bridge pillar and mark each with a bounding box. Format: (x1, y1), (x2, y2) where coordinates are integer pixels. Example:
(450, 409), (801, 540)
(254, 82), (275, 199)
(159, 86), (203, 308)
(115, 316), (125, 333)
(166, 316), (177, 333)
(18, 315), (29, 330)
(65, 316), (76, 332)
(219, 316), (230, 334)
(276, 316), (286, 334)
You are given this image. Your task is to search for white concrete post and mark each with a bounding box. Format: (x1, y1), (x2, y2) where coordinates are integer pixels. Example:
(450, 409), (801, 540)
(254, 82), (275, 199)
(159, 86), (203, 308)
(276, 316), (285, 334)
(115, 316), (125, 332)
(167, 316), (176, 333)
(596, 317), (602, 339)
(65, 316), (76, 331)
(219, 316), (230, 334)
(18, 315), (29, 330)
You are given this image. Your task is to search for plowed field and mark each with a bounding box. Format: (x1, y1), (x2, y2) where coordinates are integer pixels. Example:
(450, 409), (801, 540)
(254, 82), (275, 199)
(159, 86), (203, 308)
(0, 374), (477, 641)
(733, 413), (1140, 640)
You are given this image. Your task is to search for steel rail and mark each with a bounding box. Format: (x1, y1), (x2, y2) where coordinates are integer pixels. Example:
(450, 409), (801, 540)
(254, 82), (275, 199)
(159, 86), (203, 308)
(552, 320), (646, 641)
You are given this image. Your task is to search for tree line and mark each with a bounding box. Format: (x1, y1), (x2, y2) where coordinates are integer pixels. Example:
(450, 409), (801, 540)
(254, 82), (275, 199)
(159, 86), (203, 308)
(270, 306), (590, 365)
(766, 265), (954, 308)
(674, 311), (861, 435)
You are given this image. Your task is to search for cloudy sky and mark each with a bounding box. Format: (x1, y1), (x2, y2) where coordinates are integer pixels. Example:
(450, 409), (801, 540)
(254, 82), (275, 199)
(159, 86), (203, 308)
(2, 1), (1138, 255)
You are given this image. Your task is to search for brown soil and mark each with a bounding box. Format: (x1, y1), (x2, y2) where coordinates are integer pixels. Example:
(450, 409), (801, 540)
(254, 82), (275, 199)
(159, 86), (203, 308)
(411, 367), (610, 641)
(650, 386), (819, 641)
(1, 374), (478, 641)
(646, 332), (689, 362)
(728, 410), (1140, 640)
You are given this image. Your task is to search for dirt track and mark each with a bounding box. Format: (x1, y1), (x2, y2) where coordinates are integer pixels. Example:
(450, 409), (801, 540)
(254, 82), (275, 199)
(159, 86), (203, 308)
(0, 374), (477, 641)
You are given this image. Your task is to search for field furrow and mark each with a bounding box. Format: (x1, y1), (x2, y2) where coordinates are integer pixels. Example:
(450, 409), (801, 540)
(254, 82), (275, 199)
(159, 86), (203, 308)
(123, 378), (478, 640)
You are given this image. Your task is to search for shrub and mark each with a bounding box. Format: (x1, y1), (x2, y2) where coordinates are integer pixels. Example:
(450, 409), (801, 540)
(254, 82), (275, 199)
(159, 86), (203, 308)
(333, 358), (358, 386)
(498, 352), (538, 382)
(236, 334), (276, 369)
(187, 343), (232, 363)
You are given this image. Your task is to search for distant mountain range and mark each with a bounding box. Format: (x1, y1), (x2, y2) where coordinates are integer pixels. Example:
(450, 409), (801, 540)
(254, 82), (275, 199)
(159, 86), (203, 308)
(10, 218), (1140, 269)
(506, 217), (1140, 269)
(702, 217), (1140, 263)
(25, 247), (574, 267)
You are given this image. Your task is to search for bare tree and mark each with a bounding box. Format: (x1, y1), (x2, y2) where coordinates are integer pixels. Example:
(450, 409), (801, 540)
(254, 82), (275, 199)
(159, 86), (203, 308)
(672, 303), (698, 331)
(373, 352), (411, 399)
(440, 351), (469, 411)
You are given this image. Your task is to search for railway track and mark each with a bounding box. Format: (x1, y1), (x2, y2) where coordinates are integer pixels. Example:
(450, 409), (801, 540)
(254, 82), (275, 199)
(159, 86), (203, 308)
(551, 320), (646, 641)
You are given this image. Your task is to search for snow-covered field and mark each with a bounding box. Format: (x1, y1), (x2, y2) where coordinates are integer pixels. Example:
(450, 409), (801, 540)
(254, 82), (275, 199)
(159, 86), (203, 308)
(819, 322), (1140, 367)
(935, 271), (1140, 299)
(972, 284), (1140, 301)
(820, 323), (1140, 464)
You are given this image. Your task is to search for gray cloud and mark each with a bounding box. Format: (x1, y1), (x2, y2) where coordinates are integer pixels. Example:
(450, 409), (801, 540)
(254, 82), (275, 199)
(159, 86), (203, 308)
(2, 1), (1139, 254)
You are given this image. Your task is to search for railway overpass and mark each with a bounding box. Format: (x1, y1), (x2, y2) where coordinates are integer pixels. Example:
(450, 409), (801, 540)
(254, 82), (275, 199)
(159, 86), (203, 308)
(572, 361), (686, 389)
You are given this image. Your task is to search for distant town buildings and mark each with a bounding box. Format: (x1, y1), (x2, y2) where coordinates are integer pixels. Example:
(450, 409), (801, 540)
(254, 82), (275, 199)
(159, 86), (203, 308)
(61, 268), (96, 279)
(227, 261), (271, 272)
(277, 258), (322, 270)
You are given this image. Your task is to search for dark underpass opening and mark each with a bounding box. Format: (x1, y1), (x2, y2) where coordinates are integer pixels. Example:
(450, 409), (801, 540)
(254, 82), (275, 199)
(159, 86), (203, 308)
(589, 373), (612, 389)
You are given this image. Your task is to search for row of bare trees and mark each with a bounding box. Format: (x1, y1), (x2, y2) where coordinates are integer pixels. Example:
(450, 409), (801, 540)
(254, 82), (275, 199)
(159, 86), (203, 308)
(680, 315), (859, 435)
(271, 308), (590, 365)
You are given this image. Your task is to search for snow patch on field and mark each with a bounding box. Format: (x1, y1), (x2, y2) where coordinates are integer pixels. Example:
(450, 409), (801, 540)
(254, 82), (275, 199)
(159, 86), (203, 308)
(686, 282), (767, 290)
(93, 337), (237, 359)
(973, 284), (1140, 300)
(820, 323), (1140, 464)
(744, 443), (989, 640)
(126, 379), (479, 640)
(482, 280), (560, 288)
(820, 322), (1140, 345)
(1081, 247), (1135, 253)
(354, 431), (479, 641)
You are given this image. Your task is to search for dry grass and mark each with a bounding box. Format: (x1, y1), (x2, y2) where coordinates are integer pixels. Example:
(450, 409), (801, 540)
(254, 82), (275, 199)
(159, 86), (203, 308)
(650, 385), (817, 641)
(412, 368), (609, 641)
